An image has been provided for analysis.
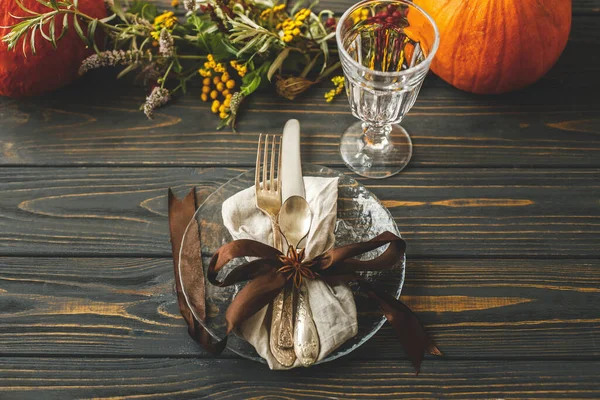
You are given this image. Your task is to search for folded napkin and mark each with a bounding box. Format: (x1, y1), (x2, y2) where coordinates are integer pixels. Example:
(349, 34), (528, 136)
(222, 176), (358, 369)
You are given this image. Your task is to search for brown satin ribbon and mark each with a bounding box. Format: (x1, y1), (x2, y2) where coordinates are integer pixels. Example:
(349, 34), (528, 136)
(169, 188), (441, 373)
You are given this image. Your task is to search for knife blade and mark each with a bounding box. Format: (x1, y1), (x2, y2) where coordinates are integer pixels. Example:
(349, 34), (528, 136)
(280, 119), (305, 201)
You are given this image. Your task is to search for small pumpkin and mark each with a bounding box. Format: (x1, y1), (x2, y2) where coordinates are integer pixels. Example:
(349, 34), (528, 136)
(0, 0), (107, 97)
(414, 0), (572, 94)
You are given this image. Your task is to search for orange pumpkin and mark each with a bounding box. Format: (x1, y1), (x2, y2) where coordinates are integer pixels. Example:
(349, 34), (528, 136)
(414, 0), (572, 94)
(0, 0), (107, 97)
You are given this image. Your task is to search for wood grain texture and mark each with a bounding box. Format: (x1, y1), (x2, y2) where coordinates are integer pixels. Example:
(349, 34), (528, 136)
(1, 358), (599, 399)
(0, 17), (598, 168)
(0, 167), (598, 257)
(0, 257), (598, 358)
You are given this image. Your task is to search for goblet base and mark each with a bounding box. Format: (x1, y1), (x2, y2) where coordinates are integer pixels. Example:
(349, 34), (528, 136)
(340, 121), (413, 179)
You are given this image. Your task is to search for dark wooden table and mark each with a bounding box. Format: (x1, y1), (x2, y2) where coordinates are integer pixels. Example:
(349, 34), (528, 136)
(1, 0), (599, 398)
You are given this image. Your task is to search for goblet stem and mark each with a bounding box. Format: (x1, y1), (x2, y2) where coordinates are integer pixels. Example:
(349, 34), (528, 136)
(361, 123), (393, 153)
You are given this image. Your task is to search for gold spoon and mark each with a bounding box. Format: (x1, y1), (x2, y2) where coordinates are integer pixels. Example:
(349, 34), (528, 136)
(278, 196), (320, 366)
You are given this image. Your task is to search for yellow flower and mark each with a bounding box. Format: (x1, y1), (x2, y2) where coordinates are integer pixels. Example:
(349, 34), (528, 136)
(260, 9), (270, 19)
(219, 112), (228, 119)
(210, 90), (218, 100)
(261, 4), (286, 19)
(171, 0), (179, 7)
(203, 77), (211, 86)
(224, 97), (231, 107)
(214, 63), (225, 73)
(202, 85), (210, 94)
(222, 89), (230, 97)
(230, 60), (247, 77)
(201, 93), (208, 102)
(324, 76), (345, 102)
(151, 31), (161, 40)
(216, 82), (225, 92)
(154, 11), (177, 29)
(332, 76), (345, 87)
(211, 100), (220, 113)
(226, 79), (236, 89)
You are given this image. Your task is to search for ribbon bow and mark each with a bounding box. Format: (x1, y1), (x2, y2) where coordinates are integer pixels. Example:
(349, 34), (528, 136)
(170, 188), (441, 374)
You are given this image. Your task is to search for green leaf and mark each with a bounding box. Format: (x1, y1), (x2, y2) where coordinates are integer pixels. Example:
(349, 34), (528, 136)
(57, 13), (68, 41)
(207, 34), (237, 61)
(127, 1), (158, 21)
(30, 24), (37, 55)
(72, 15), (88, 46)
(319, 39), (329, 74)
(48, 17), (57, 48)
(49, 0), (59, 10)
(39, 17), (54, 46)
(14, 0), (38, 15)
(100, 14), (117, 24)
(87, 18), (100, 53)
(241, 61), (271, 96)
(267, 48), (290, 82)
(111, 0), (128, 22)
(173, 57), (182, 73)
(34, 0), (53, 9)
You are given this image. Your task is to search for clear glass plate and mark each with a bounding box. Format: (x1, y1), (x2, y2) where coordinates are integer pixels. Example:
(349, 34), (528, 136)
(179, 164), (405, 364)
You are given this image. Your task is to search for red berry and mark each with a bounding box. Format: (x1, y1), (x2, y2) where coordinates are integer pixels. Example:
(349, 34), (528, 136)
(392, 11), (402, 18)
(386, 16), (394, 23)
(386, 4), (395, 13)
(325, 17), (336, 27)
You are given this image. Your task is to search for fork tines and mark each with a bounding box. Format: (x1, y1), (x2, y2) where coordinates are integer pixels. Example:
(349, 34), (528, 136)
(255, 133), (282, 192)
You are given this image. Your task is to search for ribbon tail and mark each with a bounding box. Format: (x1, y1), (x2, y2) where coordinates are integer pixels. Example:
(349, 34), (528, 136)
(361, 280), (442, 375)
(168, 188), (222, 354)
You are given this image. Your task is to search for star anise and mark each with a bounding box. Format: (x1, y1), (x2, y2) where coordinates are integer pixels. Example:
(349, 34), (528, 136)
(277, 245), (318, 288)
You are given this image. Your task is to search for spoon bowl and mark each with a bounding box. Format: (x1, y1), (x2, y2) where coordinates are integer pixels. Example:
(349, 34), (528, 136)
(279, 195), (312, 249)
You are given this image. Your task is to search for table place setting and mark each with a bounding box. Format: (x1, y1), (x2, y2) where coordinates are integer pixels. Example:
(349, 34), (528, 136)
(3, 0), (594, 395)
(169, 119), (440, 372)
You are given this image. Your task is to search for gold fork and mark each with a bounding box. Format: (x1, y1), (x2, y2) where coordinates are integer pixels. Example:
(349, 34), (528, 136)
(255, 134), (296, 367)
(255, 133), (282, 248)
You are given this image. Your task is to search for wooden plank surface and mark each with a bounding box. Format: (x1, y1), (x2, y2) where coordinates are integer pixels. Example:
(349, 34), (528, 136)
(0, 257), (598, 359)
(1, 16), (598, 168)
(0, 167), (598, 257)
(1, 358), (599, 399)
(1, 0), (599, 396)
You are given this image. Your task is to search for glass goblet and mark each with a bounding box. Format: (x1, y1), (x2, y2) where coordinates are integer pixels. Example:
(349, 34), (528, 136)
(336, 0), (439, 179)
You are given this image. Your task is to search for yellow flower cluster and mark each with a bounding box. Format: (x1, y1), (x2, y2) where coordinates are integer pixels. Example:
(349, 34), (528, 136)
(151, 11), (178, 42)
(324, 76), (345, 102)
(352, 8), (369, 24)
(200, 54), (226, 75)
(277, 8), (310, 43)
(230, 60), (247, 77)
(199, 55), (237, 119)
(154, 11), (178, 29)
(260, 3), (285, 19)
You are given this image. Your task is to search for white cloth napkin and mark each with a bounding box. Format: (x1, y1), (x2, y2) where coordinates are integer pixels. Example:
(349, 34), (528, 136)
(222, 177), (358, 369)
